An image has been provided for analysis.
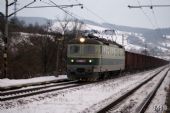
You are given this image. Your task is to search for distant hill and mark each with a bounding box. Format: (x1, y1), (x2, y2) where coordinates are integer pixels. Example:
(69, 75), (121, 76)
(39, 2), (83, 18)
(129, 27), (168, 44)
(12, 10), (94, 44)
(81, 19), (104, 27)
(15, 16), (170, 60)
(16, 16), (170, 36)
(17, 16), (50, 26)
(102, 23), (152, 33)
(102, 22), (170, 45)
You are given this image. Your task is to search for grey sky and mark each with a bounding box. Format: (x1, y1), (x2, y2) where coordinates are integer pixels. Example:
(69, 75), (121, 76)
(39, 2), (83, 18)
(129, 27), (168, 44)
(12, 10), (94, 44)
(0, 0), (170, 29)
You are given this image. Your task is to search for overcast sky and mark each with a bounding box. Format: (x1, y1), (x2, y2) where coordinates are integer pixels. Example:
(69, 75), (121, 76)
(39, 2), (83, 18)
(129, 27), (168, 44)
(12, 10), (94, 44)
(0, 0), (170, 29)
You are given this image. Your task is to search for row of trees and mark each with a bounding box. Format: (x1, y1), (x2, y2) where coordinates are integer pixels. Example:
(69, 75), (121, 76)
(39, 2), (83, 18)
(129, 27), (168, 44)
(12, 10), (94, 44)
(0, 16), (83, 79)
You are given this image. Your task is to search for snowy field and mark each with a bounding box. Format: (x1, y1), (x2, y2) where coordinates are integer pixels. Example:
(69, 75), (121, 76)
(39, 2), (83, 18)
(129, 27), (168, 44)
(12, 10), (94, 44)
(145, 70), (170, 113)
(0, 67), (169, 113)
(0, 75), (67, 88)
(108, 68), (170, 113)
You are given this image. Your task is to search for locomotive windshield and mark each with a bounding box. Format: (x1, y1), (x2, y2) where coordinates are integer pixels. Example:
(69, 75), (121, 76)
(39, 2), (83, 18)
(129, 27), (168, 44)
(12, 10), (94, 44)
(84, 45), (95, 54)
(69, 45), (80, 54)
(68, 44), (99, 56)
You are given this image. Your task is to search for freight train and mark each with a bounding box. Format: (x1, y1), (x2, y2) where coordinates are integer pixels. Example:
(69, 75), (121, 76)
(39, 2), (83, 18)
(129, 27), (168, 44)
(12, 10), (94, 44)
(67, 36), (168, 81)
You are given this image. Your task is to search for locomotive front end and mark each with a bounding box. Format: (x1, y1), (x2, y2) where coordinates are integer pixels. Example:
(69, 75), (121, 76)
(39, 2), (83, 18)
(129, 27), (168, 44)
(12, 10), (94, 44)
(67, 37), (102, 80)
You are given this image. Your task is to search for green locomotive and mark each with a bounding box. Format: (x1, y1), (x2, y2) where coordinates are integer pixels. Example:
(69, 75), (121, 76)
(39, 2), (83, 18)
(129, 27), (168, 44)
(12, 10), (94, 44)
(67, 36), (125, 81)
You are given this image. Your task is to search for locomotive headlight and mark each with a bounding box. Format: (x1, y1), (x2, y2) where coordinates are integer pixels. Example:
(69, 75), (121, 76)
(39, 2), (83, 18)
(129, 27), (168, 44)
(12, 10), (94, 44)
(71, 59), (74, 63)
(80, 37), (85, 43)
(89, 59), (92, 63)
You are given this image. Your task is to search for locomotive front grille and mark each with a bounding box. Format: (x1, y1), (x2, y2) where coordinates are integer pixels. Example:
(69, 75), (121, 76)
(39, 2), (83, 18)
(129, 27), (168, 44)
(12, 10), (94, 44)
(77, 68), (85, 72)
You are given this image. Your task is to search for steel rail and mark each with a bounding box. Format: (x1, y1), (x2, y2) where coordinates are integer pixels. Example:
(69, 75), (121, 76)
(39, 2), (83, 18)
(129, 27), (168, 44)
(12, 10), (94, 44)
(0, 81), (86, 101)
(0, 80), (78, 96)
(0, 79), (68, 91)
(96, 67), (168, 113)
(136, 68), (170, 113)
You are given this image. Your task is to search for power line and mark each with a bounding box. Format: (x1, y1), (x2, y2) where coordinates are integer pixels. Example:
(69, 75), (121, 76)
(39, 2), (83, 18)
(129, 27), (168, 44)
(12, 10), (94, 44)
(128, 0), (168, 56)
(150, 7), (163, 34)
(27, 4), (83, 9)
(148, 0), (165, 42)
(129, 0), (165, 33)
(128, 4), (170, 9)
(132, 0), (156, 28)
(1, 0), (37, 78)
(30, 0), (84, 23)
(14, 1), (17, 18)
(42, 1), (86, 31)
(84, 6), (106, 23)
(74, 0), (120, 42)
(40, 0), (82, 21)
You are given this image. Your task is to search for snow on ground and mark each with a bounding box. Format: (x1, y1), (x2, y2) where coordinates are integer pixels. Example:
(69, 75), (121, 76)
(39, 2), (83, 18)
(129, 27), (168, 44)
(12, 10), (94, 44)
(145, 69), (170, 113)
(51, 21), (107, 34)
(91, 30), (146, 54)
(108, 67), (169, 113)
(0, 75), (67, 88)
(162, 42), (170, 47)
(82, 24), (107, 31)
(10, 32), (57, 48)
(0, 68), (163, 113)
(166, 35), (170, 39)
(157, 46), (169, 52)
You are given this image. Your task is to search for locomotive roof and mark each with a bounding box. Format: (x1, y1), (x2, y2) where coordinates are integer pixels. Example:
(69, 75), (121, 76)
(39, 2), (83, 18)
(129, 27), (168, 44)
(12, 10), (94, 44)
(68, 37), (103, 44)
(68, 35), (124, 48)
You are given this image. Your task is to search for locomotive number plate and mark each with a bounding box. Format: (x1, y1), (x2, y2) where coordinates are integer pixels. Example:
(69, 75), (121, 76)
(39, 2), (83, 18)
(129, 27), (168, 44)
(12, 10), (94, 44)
(76, 59), (86, 63)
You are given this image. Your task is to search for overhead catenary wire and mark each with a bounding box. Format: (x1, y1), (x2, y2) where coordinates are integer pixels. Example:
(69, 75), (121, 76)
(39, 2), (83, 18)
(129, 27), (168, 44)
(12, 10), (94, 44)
(24, 0), (83, 22)
(40, 0), (81, 21)
(131, 0), (164, 38)
(73, 0), (120, 42)
(40, 0), (114, 39)
(83, 6), (119, 42)
(49, 0), (75, 19)
(128, 4), (170, 9)
(26, 4), (83, 9)
(42, 0), (98, 32)
(129, 0), (170, 29)
(149, 0), (163, 37)
(27, 0), (83, 9)
(128, 0), (168, 55)
(135, 0), (156, 28)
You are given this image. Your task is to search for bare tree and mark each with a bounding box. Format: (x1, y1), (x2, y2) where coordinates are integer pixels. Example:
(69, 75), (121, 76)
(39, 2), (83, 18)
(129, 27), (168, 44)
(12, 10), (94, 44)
(55, 15), (71, 75)
(56, 15), (70, 35)
(71, 19), (84, 38)
(40, 20), (60, 75)
(41, 21), (51, 75)
(55, 15), (83, 75)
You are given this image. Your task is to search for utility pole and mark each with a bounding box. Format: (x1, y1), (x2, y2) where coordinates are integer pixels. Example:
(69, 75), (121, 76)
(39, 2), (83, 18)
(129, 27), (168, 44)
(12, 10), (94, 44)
(1, 0), (83, 78)
(3, 0), (9, 78)
(14, 1), (17, 18)
(2, 0), (36, 78)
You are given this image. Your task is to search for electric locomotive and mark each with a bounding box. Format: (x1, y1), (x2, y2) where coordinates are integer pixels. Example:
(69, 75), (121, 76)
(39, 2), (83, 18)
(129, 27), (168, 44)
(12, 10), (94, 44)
(67, 36), (125, 81)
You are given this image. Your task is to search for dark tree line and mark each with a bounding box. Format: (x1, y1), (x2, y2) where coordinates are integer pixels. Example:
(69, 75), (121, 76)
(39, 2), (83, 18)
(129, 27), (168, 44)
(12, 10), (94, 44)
(8, 35), (59, 78)
(0, 17), (81, 79)
(0, 14), (5, 77)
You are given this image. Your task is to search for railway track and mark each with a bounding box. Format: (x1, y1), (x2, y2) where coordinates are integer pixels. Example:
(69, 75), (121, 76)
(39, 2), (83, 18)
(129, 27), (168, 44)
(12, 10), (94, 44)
(0, 67), (165, 101)
(0, 80), (87, 101)
(96, 66), (169, 113)
(0, 78), (69, 91)
(135, 68), (169, 113)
